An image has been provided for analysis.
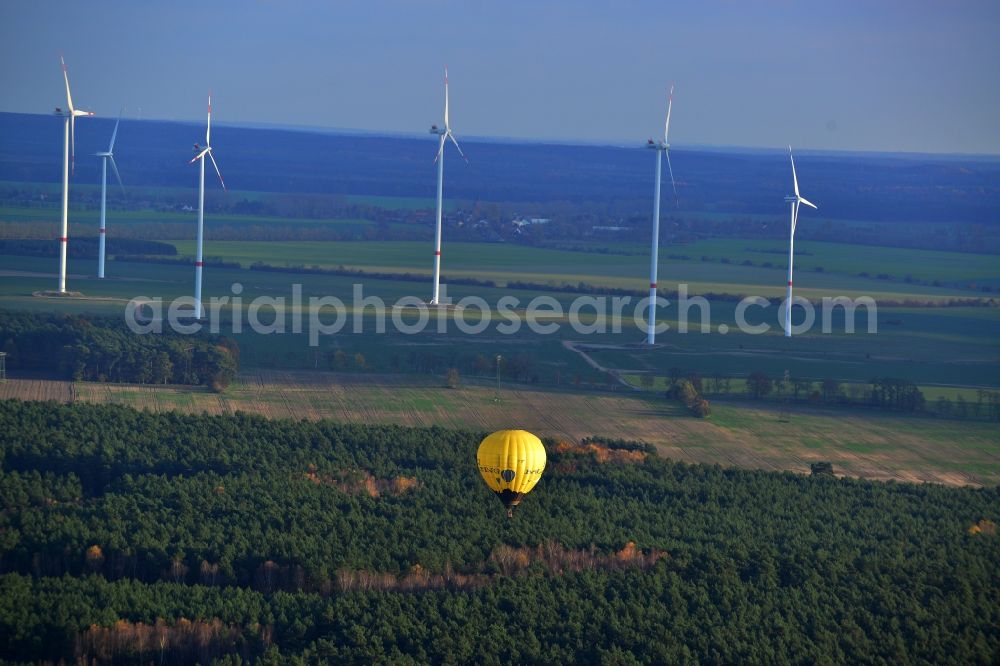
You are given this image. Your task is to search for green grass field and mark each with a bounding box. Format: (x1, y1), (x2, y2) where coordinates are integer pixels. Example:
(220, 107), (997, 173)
(436, 236), (998, 288)
(0, 205), (405, 234)
(161, 239), (986, 301)
(619, 238), (1000, 287)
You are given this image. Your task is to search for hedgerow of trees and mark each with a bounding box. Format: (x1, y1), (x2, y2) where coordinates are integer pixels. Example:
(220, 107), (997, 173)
(648, 367), (1000, 422)
(0, 237), (176, 258)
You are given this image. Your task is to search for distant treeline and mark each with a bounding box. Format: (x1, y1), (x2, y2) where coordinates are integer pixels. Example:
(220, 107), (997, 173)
(321, 348), (546, 385)
(577, 437), (656, 454)
(694, 369), (931, 412)
(4, 110), (1000, 230)
(655, 367), (1000, 422)
(504, 279), (769, 304)
(114, 255), (241, 269)
(248, 261), (498, 287)
(508, 279), (999, 308)
(4, 107), (1000, 255)
(0, 310), (239, 389)
(0, 237), (176, 258)
(520, 244), (996, 295)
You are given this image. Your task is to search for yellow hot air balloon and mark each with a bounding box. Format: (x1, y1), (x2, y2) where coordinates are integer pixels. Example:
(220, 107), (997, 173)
(477, 429), (546, 518)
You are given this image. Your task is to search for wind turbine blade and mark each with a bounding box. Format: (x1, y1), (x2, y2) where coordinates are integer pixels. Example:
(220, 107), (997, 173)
(448, 132), (469, 164)
(61, 56), (74, 112)
(798, 196), (817, 210)
(189, 147), (210, 164)
(443, 67), (450, 130)
(108, 106), (125, 153)
(433, 134), (445, 163)
(206, 93), (212, 146)
(108, 108), (122, 153)
(664, 84), (674, 144)
(664, 149), (677, 203)
(208, 151), (226, 190)
(109, 155), (124, 192)
(789, 145), (800, 198)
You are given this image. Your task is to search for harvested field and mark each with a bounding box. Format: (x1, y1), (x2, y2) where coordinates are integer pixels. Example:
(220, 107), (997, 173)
(0, 378), (74, 403)
(3, 370), (997, 487)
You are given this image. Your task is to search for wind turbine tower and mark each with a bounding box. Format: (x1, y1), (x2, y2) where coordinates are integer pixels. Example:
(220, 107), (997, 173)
(53, 56), (94, 293)
(645, 85), (677, 345)
(95, 110), (124, 278)
(188, 94), (226, 318)
(428, 66), (468, 305)
(784, 146), (817, 337)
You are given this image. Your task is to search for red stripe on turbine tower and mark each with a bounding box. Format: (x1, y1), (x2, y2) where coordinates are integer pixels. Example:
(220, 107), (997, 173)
(59, 237), (68, 242)
(195, 261), (204, 267)
(99, 229), (106, 234)
(788, 281), (793, 286)
(650, 283), (657, 288)
(434, 251), (441, 256)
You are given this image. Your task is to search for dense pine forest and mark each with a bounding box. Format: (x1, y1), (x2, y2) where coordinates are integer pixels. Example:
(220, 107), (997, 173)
(0, 310), (239, 389)
(0, 400), (997, 664)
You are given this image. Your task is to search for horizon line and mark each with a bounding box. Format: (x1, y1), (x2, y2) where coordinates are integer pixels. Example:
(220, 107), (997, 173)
(2, 110), (999, 161)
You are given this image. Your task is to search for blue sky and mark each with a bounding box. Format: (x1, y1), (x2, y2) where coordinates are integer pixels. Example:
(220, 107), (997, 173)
(1, 0), (998, 154)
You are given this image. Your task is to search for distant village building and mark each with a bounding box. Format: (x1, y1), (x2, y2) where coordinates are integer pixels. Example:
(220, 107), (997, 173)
(511, 216), (551, 228)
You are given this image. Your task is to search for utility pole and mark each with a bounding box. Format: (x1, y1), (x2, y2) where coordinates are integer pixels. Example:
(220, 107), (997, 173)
(494, 354), (502, 402)
(780, 368), (791, 422)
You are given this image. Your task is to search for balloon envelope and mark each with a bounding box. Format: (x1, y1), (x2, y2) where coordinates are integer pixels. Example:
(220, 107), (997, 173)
(477, 429), (546, 517)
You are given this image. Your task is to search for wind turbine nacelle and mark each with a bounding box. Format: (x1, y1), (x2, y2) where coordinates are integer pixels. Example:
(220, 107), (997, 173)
(429, 125), (445, 135)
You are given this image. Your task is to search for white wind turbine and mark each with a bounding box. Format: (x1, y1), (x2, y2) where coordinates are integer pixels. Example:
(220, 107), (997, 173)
(644, 85), (677, 345)
(784, 146), (817, 337)
(53, 55), (94, 293)
(95, 110), (124, 279)
(188, 93), (226, 318)
(428, 66), (468, 305)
